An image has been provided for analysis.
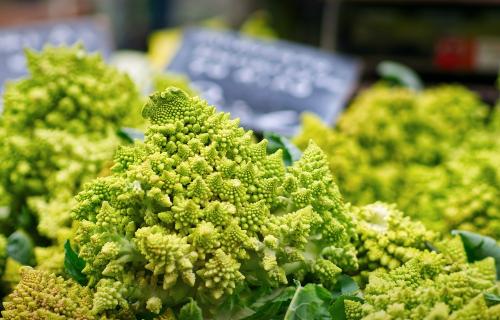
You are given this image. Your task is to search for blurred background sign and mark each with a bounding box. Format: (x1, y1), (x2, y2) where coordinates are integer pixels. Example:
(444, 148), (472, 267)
(0, 16), (113, 92)
(168, 28), (361, 135)
(0, 0), (499, 103)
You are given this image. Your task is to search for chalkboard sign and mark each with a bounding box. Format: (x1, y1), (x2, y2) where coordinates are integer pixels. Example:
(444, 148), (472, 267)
(168, 28), (361, 136)
(0, 16), (113, 100)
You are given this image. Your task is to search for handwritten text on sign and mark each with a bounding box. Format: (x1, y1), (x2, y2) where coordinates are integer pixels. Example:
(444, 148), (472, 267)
(168, 28), (361, 135)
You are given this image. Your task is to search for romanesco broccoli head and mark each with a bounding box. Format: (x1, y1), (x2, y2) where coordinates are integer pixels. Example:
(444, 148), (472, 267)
(0, 45), (139, 245)
(0, 126), (119, 243)
(335, 85), (422, 165)
(293, 83), (496, 237)
(72, 87), (357, 315)
(1, 267), (94, 319)
(399, 130), (500, 237)
(293, 114), (393, 205)
(1, 44), (138, 135)
(351, 202), (436, 282)
(436, 132), (499, 237)
(347, 237), (498, 320)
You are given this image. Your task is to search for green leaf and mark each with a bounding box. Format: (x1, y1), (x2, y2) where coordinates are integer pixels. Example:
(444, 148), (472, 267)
(484, 292), (500, 305)
(329, 275), (363, 319)
(451, 230), (500, 280)
(377, 61), (423, 91)
(179, 298), (203, 320)
(241, 287), (296, 320)
(425, 241), (439, 253)
(64, 240), (87, 285)
(250, 287), (297, 307)
(264, 132), (302, 166)
(7, 230), (35, 266)
(335, 275), (359, 296)
(284, 284), (333, 320)
(117, 127), (144, 143)
(329, 296), (364, 320)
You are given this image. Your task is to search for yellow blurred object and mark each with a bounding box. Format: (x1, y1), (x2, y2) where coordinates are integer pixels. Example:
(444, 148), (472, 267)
(34, 246), (65, 276)
(148, 17), (229, 71)
(148, 28), (183, 70)
(2, 258), (22, 289)
(240, 11), (277, 40)
(200, 16), (229, 30)
(153, 72), (198, 96)
(148, 10), (278, 72)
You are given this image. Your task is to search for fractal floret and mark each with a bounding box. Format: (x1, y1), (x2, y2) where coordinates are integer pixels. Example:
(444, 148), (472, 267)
(333, 84), (487, 165)
(1, 130), (119, 243)
(398, 129), (500, 237)
(1, 267), (94, 319)
(293, 83), (496, 236)
(0, 45), (139, 250)
(293, 114), (387, 205)
(332, 85), (419, 164)
(345, 237), (499, 320)
(1, 45), (138, 135)
(351, 202), (436, 281)
(72, 87), (358, 315)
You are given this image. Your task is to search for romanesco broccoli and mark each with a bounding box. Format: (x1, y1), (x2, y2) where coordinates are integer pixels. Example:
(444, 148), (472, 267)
(1, 45), (138, 135)
(294, 84), (497, 237)
(72, 87), (358, 316)
(398, 131), (500, 237)
(2, 267), (94, 319)
(0, 45), (140, 271)
(351, 202), (436, 283)
(346, 237), (498, 319)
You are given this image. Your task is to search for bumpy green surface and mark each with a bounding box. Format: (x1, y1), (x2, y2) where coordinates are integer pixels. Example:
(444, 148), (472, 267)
(351, 202), (436, 283)
(72, 87), (357, 315)
(345, 237), (499, 319)
(398, 131), (500, 236)
(2, 267), (94, 319)
(0, 45), (140, 252)
(294, 84), (498, 237)
(1, 45), (137, 135)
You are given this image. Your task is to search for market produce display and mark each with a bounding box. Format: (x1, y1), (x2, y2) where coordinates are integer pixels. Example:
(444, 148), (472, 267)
(294, 84), (500, 237)
(0, 45), (140, 276)
(0, 46), (498, 319)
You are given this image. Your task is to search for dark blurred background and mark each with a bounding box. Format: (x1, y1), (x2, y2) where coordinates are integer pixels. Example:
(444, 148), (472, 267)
(1, 0), (499, 101)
